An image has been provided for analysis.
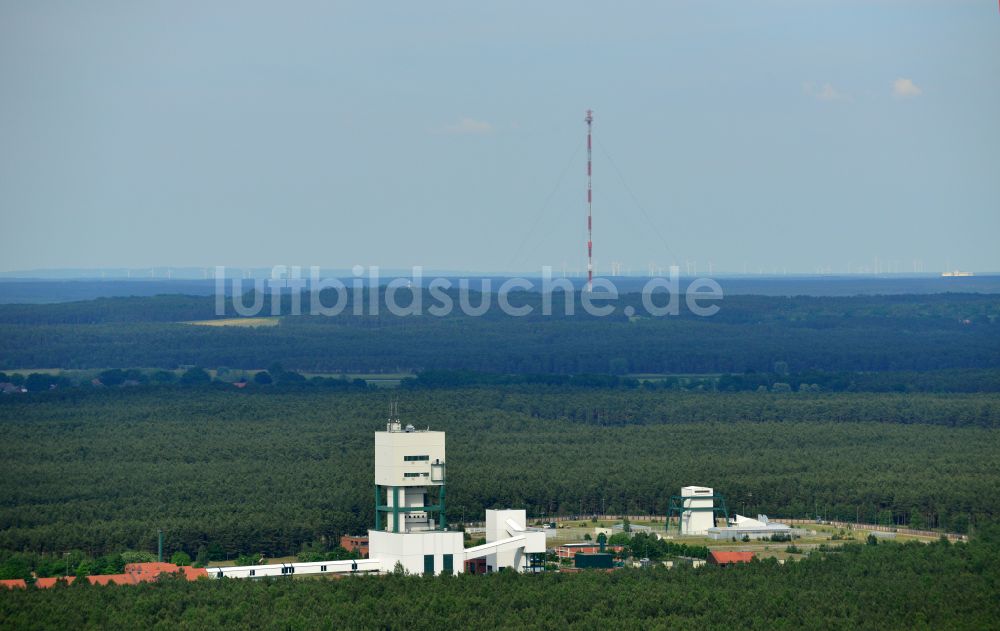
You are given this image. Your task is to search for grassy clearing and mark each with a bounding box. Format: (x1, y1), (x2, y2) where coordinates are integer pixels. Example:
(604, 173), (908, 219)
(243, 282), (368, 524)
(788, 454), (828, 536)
(535, 519), (940, 551)
(185, 317), (280, 327)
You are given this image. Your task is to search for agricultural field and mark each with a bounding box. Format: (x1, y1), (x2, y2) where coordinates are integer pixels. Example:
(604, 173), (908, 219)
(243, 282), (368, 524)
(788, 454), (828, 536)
(185, 317), (280, 328)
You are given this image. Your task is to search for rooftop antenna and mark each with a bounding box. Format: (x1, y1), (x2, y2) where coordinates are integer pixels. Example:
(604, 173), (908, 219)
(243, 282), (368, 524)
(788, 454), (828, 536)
(585, 109), (594, 293)
(387, 398), (401, 432)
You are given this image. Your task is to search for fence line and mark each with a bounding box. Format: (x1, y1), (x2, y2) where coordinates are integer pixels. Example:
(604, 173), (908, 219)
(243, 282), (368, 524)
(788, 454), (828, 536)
(779, 518), (968, 542)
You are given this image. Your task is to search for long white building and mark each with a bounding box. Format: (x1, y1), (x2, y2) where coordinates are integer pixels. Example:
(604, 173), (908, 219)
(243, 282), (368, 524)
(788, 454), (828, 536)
(706, 514), (793, 541)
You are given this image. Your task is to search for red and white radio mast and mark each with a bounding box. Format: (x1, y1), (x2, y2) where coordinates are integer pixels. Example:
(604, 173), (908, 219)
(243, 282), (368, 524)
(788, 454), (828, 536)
(585, 109), (594, 292)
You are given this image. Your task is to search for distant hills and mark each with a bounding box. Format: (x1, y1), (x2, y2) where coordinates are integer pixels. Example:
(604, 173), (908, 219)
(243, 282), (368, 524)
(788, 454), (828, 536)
(1, 274), (998, 304)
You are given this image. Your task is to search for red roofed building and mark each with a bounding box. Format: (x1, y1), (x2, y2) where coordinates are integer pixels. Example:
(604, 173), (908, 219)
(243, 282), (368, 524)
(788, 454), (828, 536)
(122, 562), (207, 583)
(0, 579), (26, 589)
(87, 574), (134, 586)
(34, 576), (76, 588)
(708, 551), (754, 566)
(34, 562), (209, 588)
(34, 563), (208, 589)
(180, 565), (208, 581)
(29, 563), (207, 590)
(124, 562), (181, 581)
(340, 535), (369, 557)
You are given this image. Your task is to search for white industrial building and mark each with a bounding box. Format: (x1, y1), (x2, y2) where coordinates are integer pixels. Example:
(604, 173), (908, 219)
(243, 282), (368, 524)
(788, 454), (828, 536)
(374, 419), (447, 534)
(664, 485), (731, 536)
(706, 514), (793, 541)
(209, 410), (545, 579)
(680, 486), (717, 535)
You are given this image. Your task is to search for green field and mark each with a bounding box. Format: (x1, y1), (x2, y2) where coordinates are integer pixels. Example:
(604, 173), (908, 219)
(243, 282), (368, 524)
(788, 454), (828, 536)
(184, 317), (280, 328)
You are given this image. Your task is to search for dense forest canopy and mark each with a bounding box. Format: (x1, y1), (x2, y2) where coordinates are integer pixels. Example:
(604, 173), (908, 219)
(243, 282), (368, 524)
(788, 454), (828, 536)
(0, 291), (997, 372)
(1, 388), (997, 562)
(1, 535), (998, 630)
(1, 289), (997, 626)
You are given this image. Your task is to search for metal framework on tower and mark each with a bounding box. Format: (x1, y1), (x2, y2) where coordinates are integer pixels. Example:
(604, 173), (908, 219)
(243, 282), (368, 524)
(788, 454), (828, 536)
(666, 493), (730, 534)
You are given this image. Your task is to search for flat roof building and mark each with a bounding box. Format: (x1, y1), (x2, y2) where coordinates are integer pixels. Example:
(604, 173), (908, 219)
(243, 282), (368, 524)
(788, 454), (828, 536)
(555, 542), (624, 559)
(707, 514), (792, 540)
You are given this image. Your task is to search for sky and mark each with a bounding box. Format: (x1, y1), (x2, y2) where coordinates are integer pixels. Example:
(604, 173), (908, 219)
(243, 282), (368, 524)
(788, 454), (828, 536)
(0, 0), (998, 275)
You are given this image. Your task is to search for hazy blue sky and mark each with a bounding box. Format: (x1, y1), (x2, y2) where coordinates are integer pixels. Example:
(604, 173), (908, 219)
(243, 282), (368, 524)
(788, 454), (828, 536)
(1, 1), (997, 274)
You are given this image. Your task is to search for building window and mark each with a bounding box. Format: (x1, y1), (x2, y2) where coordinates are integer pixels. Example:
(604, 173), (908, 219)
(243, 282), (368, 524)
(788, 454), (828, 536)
(423, 554), (435, 575)
(404, 472), (428, 478)
(249, 570), (255, 577)
(320, 565), (326, 572)
(443, 554), (454, 574)
(404, 455), (430, 461)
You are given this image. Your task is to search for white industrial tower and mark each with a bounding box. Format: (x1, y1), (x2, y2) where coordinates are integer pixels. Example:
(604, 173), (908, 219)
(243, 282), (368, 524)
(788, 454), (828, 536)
(679, 486), (716, 534)
(208, 408), (546, 578)
(374, 403), (447, 533)
(367, 406), (546, 576)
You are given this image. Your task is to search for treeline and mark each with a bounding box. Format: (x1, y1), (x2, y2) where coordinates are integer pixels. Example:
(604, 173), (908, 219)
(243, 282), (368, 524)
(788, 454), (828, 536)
(0, 550), (175, 582)
(1, 536), (998, 629)
(713, 367), (1000, 393)
(1, 388), (998, 561)
(0, 289), (997, 326)
(406, 368), (1000, 393)
(7, 367), (1000, 396)
(0, 292), (997, 374)
(606, 532), (710, 561)
(0, 367), (372, 393)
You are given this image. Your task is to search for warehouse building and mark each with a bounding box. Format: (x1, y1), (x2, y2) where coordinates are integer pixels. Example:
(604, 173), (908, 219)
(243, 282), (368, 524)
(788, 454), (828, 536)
(706, 514), (793, 540)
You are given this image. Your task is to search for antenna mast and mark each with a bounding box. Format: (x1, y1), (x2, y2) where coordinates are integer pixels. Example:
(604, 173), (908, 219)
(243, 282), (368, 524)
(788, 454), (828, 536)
(585, 109), (594, 292)
(387, 398), (401, 432)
